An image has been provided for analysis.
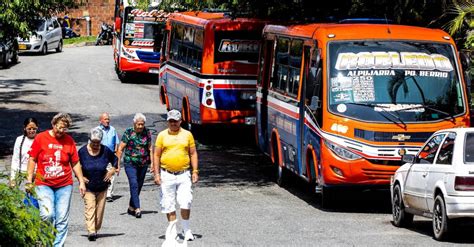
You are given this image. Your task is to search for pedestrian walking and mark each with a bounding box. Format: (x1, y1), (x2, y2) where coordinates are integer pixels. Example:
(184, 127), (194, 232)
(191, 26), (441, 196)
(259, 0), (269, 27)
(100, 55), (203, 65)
(116, 113), (153, 218)
(26, 113), (86, 247)
(10, 117), (39, 187)
(97, 112), (120, 202)
(79, 127), (118, 241)
(153, 109), (199, 241)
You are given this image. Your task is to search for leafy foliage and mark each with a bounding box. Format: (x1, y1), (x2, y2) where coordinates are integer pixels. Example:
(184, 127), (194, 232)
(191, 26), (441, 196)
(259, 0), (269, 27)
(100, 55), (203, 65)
(0, 173), (56, 245)
(0, 0), (81, 40)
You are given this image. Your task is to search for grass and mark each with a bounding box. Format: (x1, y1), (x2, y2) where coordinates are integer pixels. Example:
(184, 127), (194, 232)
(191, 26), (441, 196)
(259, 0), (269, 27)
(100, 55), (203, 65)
(63, 36), (97, 45)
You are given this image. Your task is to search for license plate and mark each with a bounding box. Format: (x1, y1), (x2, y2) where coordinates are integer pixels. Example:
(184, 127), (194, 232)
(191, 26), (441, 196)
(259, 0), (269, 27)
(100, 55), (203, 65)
(149, 68), (159, 74)
(18, 44), (27, 50)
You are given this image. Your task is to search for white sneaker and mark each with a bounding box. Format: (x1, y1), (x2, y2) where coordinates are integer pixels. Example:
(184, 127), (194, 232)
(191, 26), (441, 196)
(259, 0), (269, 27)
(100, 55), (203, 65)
(184, 229), (194, 241)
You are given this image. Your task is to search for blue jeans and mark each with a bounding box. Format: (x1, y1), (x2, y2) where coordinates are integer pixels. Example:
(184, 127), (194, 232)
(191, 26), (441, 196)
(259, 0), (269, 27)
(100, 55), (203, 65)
(36, 185), (73, 247)
(125, 163), (148, 209)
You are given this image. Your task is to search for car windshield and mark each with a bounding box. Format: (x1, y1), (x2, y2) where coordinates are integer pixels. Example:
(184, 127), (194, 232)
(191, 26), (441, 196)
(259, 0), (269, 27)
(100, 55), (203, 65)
(34, 20), (46, 31)
(327, 41), (465, 123)
(464, 133), (474, 164)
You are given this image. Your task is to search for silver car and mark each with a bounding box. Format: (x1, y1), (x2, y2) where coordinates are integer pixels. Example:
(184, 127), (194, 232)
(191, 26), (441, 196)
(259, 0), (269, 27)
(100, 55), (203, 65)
(18, 18), (63, 54)
(391, 127), (474, 240)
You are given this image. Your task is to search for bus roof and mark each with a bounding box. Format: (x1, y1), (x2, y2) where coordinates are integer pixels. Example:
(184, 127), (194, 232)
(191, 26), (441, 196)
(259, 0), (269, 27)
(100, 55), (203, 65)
(264, 23), (453, 43)
(168, 11), (266, 28)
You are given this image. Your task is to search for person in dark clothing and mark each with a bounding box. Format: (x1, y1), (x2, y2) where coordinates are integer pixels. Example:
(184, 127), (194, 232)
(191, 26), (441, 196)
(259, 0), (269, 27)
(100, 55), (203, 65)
(79, 127), (117, 241)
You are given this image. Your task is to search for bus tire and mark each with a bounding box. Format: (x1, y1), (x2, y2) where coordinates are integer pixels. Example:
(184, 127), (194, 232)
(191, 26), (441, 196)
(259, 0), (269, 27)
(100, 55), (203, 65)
(181, 99), (192, 131)
(272, 137), (285, 186)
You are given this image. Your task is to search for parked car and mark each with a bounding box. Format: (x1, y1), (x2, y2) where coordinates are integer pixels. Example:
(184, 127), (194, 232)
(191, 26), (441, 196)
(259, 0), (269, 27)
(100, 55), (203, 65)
(391, 127), (474, 240)
(17, 18), (63, 55)
(0, 37), (19, 68)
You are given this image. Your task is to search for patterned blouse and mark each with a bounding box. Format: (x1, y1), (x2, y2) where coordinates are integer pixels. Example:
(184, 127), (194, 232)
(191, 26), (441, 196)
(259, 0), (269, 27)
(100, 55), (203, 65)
(121, 127), (152, 166)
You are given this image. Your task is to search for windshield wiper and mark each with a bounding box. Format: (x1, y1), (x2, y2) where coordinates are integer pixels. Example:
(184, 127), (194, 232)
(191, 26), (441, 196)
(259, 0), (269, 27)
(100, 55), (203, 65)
(345, 102), (407, 128)
(394, 104), (455, 122)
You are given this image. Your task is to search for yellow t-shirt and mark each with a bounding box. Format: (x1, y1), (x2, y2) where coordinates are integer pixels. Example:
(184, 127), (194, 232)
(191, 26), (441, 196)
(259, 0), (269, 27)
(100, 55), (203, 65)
(155, 128), (195, 172)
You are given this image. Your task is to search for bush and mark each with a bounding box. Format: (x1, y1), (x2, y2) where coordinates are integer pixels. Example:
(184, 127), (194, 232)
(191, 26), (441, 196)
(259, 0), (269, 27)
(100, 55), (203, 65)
(0, 173), (55, 245)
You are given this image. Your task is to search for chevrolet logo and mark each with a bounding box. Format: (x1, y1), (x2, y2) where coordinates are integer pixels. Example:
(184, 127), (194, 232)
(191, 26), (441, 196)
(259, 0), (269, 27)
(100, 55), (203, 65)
(392, 134), (411, 141)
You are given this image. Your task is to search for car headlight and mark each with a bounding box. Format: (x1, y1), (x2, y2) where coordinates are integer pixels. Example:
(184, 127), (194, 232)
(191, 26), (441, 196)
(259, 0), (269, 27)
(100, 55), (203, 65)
(324, 139), (362, 160)
(30, 35), (42, 42)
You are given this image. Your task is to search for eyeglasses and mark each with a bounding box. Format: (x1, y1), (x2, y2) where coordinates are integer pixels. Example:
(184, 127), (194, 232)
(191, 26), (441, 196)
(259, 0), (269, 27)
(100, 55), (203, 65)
(55, 124), (68, 132)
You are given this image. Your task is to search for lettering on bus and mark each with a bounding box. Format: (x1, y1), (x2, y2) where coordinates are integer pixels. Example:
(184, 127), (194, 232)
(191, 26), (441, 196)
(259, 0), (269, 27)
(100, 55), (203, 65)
(131, 41), (154, 46)
(335, 52), (454, 72)
(218, 39), (260, 53)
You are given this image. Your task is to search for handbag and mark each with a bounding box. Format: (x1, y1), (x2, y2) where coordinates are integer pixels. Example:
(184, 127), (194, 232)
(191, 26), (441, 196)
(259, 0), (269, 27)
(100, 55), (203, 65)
(23, 192), (39, 209)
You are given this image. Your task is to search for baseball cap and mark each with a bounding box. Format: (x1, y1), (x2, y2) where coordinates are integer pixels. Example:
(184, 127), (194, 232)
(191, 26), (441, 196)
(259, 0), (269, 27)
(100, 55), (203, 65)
(167, 109), (182, 121)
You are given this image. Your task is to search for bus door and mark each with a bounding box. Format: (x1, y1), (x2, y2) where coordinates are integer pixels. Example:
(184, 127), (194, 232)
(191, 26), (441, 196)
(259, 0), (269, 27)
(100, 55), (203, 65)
(301, 44), (322, 181)
(258, 39), (275, 150)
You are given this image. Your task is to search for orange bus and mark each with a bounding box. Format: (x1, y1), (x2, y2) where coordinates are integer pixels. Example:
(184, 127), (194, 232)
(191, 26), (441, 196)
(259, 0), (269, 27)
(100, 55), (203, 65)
(256, 21), (472, 206)
(158, 11), (267, 129)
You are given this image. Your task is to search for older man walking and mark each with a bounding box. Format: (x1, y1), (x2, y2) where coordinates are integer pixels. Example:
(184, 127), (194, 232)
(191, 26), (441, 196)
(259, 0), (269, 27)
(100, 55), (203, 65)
(98, 112), (120, 202)
(153, 109), (199, 241)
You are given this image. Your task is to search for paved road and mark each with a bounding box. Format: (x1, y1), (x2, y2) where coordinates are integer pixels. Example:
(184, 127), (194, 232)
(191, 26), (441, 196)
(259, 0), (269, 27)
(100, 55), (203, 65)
(1, 46), (474, 246)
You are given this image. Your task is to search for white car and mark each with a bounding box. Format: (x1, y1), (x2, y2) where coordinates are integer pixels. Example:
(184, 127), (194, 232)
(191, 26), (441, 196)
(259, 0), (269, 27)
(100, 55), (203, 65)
(17, 18), (63, 55)
(391, 127), (474, 240)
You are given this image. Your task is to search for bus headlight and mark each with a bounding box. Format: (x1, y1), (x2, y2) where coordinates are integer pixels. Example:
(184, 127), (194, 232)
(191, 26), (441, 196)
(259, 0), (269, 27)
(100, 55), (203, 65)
(324, 140), (362, 160)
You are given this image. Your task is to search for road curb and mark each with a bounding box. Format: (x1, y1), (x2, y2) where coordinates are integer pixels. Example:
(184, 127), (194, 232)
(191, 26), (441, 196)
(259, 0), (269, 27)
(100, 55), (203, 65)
(64, 41), (96, 48)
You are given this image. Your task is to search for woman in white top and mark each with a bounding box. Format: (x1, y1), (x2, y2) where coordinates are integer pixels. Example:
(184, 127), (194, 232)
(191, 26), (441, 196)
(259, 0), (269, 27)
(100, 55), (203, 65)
(10, 117), (39, 186)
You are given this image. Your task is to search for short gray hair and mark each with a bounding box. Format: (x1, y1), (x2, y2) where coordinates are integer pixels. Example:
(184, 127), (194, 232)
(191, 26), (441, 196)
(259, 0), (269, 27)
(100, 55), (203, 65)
(51, 113), (72, 127)
(133, 113), (146, 123)
(90, 127), (103, 141)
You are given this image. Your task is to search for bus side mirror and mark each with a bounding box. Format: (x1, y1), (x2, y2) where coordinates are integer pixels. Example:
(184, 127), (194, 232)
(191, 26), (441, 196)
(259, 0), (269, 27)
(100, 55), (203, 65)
(311, 48), (321, 68)
(309, 96), (320, 111)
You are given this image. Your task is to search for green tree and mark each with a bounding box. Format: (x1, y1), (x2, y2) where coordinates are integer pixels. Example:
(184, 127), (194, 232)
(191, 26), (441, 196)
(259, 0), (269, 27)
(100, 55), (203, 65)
(0, 174), (56, 245)
(0, 0), (80, 40)
(443, 0), (474, 49)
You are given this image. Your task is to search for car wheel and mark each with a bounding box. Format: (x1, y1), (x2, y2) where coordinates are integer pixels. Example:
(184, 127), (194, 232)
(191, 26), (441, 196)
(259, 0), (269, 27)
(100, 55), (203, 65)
(392, 184), (414, 227)
(433, 195), (450, 241)
(11, 50), (19, 64)
(41, 43), (48, 55)
(56, 40), (63, 52)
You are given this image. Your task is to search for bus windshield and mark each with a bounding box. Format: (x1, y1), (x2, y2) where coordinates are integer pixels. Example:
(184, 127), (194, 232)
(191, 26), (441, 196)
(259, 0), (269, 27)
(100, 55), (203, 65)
(123, 9), (164, 47)
(327, 41), (464, 122)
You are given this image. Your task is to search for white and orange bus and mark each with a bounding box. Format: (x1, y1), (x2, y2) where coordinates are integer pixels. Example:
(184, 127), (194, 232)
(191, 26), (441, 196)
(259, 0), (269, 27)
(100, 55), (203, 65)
(256, 22), (472, 206)
(113, 1), (168, 82)
(158, 11), (267, 129)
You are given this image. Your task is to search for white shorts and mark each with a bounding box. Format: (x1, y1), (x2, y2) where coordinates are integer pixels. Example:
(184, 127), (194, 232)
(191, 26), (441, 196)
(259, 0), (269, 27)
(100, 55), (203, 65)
(160, 170), (193, 213)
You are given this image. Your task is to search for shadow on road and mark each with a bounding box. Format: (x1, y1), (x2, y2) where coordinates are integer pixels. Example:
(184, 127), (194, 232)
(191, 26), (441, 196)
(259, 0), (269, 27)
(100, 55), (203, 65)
(0, 108), (89, 161)
(403, 219), (474, 243)
(192, 125), (274, 188)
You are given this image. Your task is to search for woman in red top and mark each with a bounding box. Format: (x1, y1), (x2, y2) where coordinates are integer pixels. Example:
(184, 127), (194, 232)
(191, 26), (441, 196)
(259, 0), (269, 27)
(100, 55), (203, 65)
(26, 113), (86, 247)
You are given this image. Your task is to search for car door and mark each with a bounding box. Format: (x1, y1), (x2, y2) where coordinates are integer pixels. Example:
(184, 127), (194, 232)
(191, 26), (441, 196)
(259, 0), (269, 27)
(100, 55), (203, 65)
(52, 19), (61, 45)
(404, 133), (445, 211)
(425, 132), (456, 210)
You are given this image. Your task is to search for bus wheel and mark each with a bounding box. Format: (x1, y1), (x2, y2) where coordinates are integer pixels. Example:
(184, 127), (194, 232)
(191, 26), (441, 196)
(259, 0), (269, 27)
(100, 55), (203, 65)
(181, 101), (192, 131)
(272, 140), (285, 186)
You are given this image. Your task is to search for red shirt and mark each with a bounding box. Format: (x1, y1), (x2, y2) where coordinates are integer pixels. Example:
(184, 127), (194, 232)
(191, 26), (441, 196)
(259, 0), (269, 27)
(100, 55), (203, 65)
(29, 130), (79, 188)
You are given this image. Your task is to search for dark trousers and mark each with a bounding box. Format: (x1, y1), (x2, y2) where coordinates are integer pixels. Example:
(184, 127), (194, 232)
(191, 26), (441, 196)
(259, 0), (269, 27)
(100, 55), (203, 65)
(124, 163), (148, 209)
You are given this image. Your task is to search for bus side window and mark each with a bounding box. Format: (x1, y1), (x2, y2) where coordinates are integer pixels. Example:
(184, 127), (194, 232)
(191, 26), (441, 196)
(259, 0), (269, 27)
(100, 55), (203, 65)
(271, 37), (289, 93)
(288, 39), (303, 97)
(305, 47), (321, 106)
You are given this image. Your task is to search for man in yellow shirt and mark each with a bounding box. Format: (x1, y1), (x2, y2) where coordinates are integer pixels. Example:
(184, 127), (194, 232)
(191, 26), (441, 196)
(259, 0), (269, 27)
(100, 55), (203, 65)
(153, 109), (199, 241)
